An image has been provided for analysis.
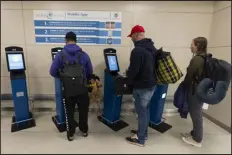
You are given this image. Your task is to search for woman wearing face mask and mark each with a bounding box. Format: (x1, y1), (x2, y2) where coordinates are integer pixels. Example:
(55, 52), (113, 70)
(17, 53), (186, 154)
(181, 37), (208, 148)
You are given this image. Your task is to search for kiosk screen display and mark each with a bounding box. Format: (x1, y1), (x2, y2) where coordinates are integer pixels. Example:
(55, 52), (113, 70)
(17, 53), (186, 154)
(7, 54), (24, 70)
(107, 55), (119, 72)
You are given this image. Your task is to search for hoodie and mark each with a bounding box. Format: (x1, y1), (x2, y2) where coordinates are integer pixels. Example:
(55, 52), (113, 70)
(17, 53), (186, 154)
(127, 38), (157, 89)
(50, 44), (93, 79)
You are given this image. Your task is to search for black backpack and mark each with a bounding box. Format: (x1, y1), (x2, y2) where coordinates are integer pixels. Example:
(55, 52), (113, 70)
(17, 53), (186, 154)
(59, 50), (87, 97)
(195, 54), (231, 105)
(199, 54), (231, 84)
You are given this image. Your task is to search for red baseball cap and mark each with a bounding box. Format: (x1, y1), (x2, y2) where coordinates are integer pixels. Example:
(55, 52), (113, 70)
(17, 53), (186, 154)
(127, 25), (145, 37)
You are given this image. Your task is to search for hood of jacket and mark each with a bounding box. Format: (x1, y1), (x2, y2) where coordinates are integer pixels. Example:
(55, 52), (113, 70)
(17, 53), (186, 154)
(134, 38), (156, 54)
(63, 44), (82, 56)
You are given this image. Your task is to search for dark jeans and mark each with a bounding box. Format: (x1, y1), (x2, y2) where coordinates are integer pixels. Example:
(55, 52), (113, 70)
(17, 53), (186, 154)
(133, 86), (156, 144)
(187, 90), (203, 143)
(64, 93), (90, 137)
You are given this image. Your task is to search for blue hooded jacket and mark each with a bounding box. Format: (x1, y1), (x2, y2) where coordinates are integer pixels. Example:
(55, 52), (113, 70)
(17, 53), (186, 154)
(174, 81), (188, 119)
(50, 44), (93, 79)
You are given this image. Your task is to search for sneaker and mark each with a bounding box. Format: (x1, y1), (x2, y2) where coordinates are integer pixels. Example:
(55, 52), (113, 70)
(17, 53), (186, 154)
(126, 134), (145, 147)
(181, 132), (192, 138)
(182, 137), (202, 148)
(67, 135), (75, 141)
(82, 132), (88, 137)
(131, 130), (148, 140)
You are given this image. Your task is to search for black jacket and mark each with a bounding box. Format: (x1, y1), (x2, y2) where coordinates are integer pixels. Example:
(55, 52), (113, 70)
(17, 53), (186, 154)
(127, 38), (157, 89)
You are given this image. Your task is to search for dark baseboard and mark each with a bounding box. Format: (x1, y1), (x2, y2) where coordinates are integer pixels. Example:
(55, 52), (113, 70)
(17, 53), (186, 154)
(1, 94), (174, 101)
(1, 94), (13, 100)
(1, 94), (55, 101)
(203, 112), (231, 134)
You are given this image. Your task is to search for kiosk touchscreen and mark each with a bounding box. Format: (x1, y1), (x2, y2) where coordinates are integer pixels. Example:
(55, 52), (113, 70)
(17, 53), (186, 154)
(107, 56), (119, 71)
(51, 48), (62, 60)
(5, 46), (35, 132)
(104, 51), (120, 73)
(6, 53), (25, 71)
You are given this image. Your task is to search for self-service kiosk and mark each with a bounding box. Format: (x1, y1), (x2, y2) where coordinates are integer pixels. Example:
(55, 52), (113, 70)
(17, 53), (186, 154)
(149, 84), (172, 133)
(51, 47), (78, 132)
(5, 46), (36, 132)
(51, 47), (66, 132)
(98, 48), (131, 131)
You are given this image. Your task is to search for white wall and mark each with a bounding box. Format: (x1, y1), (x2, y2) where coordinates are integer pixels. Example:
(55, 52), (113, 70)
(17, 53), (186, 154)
(1, 1), (214, 98)
(205, 1), (231, 128)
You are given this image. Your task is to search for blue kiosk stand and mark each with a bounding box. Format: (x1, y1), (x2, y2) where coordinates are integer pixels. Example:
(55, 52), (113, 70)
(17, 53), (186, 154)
(98, 48), (130, 131)
(51, 47), (66, 132)
(5, 46), (36, 132)
(149, 84), (172, 133)
(51, 47), (78, 132)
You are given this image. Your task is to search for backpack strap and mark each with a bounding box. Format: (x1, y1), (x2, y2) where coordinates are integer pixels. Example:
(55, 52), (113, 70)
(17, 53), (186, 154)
(60, 49), (69, 66)
(191, 54), (210, 95)
(74, 50), (83, 64)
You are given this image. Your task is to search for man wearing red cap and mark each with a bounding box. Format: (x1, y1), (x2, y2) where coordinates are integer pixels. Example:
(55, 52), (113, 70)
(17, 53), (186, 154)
(126, 25), (157, 147)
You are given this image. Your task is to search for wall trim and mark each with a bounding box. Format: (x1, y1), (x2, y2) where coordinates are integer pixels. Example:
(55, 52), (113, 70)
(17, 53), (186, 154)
(203, 112), (231, 133)
(214, 5), (231, 14)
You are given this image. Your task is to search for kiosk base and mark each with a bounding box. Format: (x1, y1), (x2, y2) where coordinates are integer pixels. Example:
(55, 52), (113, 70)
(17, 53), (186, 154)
(98, 115), (129, 132)
(149, 119), (172, 133)
(52, 115), (79, 132)
(11, 112), (36, 132)
(52, 116), (66, 132)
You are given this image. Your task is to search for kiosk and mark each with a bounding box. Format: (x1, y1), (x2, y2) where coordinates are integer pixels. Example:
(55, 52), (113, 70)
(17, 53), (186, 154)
(5, 46), (36, 132)
(51, 47), (66, 132)
(98, 48), (131, 131)
(51, 47), (78, 132)
(149, 84), (172, 133)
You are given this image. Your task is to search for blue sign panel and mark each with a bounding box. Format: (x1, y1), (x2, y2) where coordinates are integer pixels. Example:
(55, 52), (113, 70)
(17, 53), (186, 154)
(34, 10), (122, 45)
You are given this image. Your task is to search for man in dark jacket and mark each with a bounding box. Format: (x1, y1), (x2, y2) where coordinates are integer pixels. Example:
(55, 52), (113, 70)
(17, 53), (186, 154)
(125, 25), (157, 147)
(50, 32), (93, 141)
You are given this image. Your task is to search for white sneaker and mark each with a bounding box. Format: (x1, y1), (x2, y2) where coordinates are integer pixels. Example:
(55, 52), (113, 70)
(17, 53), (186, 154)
(181, 132), (192, 138)
(182, 137), (202, 148)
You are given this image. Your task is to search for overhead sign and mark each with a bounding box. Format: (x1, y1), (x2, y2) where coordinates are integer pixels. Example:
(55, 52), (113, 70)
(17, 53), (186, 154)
(33, 10), (122, 45)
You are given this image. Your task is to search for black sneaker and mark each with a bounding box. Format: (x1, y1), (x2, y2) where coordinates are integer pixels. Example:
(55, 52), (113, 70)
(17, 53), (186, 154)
(131, 130), (148, 140)
(126, 135), (145, 147)
(82, 132), (88, 137)
(67, 134), (75, 141)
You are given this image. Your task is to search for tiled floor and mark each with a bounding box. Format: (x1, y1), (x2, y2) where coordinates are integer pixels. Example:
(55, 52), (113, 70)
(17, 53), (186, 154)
(1, 110), (231, 154)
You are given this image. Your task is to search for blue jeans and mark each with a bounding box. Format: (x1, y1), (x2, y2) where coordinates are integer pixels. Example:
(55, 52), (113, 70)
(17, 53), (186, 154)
(133, 86), (156, 144)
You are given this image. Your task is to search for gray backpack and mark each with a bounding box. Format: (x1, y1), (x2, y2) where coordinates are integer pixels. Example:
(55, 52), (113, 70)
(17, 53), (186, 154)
(59, 50), (87, 97)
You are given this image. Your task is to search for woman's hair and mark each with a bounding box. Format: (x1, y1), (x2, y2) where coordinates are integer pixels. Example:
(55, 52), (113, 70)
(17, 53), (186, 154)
(193, 37), (208, 54)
